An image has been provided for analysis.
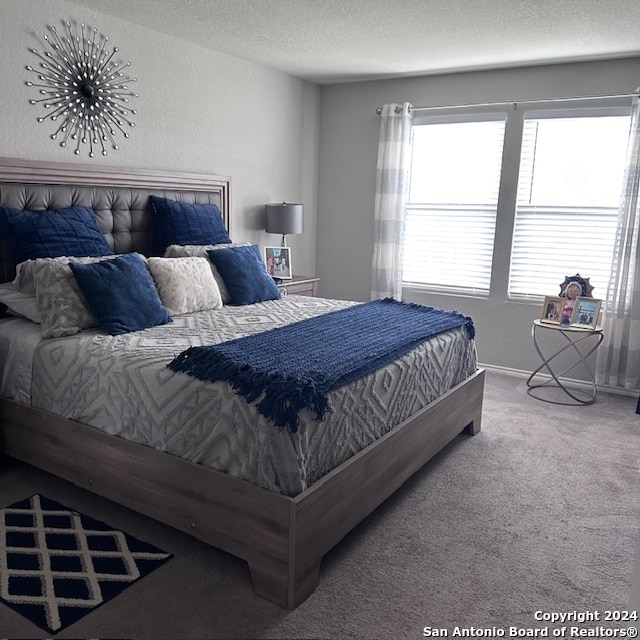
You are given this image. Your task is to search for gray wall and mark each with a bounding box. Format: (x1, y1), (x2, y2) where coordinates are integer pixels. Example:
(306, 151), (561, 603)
(316, 58), (640, 375)
(0, 0), (320, 276)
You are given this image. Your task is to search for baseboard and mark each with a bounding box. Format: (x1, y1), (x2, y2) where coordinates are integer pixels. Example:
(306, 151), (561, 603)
(478, 362), (637, 398)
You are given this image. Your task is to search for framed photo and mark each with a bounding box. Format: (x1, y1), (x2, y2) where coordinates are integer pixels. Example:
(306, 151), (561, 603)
(570, 297), (602, 329)
(540, 296), (565, 324)
(264, 246), (292, 280)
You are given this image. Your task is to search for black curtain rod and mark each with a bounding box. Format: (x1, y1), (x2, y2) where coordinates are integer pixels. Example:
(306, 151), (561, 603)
(375, 90), (640, 114)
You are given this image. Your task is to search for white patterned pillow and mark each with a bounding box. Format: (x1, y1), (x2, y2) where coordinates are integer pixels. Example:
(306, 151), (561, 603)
(164, 242), (250, 304)
(31, 260), (98, 338)
(15, 254), (120, 295)
(29, 254), (147, 338)
(147, 257), (222, 315)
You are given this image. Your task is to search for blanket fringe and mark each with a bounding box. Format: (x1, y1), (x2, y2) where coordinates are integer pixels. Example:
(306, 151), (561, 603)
(168, 348), (330, 432)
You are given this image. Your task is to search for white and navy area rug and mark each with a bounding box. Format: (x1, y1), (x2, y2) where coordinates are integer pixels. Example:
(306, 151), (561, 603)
(0, 494), (172, 634)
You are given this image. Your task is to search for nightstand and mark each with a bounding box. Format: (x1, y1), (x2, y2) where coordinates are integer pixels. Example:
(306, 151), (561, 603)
(276, 275), (319, 297)
(527, 319), (604, 405)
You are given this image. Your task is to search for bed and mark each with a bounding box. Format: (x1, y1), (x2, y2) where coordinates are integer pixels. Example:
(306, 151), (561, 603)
(0, 156), (484, 608)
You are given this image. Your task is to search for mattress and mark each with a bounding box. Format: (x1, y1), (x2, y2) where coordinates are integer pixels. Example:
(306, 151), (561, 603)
(0, 295), (477, 496)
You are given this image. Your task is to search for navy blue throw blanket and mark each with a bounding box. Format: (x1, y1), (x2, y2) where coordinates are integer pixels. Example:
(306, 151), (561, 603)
(168, 298), (475, 432)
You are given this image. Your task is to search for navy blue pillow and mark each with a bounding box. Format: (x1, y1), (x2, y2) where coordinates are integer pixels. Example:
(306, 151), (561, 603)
(149, 196), (231, 255)
(70, 253), (172, 335)
(206, 244), (280, 305)
(0, 205), (114, 265)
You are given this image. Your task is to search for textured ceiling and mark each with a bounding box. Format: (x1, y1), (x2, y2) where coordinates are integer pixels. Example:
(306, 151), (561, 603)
(66, 0), (640, 84)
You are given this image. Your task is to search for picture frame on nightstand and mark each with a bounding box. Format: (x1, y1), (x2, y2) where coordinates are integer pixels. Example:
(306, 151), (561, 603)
(540, 296), (565, 325)
(570, 297), (601, 329)
(264, 246), (292, 280)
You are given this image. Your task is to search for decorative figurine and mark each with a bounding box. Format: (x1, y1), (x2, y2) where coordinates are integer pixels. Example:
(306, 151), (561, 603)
(559, 274), (594, 324)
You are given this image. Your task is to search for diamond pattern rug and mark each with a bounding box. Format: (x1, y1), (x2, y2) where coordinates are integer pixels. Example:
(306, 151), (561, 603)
(0, 494), (172, 634)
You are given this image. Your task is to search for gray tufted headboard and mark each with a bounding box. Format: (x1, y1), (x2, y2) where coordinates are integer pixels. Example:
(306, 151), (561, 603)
(0, 156), (231, 283)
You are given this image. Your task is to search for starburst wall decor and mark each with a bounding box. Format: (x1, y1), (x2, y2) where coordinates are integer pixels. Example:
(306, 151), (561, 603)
(26, 21), (138, 157)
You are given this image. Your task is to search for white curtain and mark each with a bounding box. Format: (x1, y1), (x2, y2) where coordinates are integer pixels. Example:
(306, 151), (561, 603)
(596, 97), (640, 390)
(370, 102), (413, 300)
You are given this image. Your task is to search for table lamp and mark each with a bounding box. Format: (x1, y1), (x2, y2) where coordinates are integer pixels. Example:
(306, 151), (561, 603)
(265, 202), (304, 246)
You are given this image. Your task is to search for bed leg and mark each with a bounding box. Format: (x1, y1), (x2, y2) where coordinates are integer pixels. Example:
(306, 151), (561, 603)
(248, 555), (321, 609)
(289, 559), (321, 609)
(464, 418), (481, 435)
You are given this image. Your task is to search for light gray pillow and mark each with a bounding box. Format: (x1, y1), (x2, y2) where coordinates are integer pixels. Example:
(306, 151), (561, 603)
(29, 253), (148, 338)
(30, 260), (99, 338)
(14, 254), (120, 295)
(147, 256), (223, 315)
(164, 242), (251, 304)
(0, 282), (41, 323)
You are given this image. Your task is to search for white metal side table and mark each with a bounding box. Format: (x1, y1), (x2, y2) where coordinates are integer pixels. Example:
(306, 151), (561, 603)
(527, 319), (604, 405)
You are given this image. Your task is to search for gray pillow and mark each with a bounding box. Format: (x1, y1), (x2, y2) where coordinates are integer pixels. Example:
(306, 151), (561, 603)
(28, 253), (147, 338)
(15, 254), (120, 295)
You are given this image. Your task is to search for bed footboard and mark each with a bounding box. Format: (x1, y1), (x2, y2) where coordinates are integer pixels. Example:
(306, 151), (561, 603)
(0, 369), (484, 609)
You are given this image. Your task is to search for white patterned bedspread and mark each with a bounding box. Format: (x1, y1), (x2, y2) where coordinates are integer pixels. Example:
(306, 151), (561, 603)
(0, 296), (477, 496)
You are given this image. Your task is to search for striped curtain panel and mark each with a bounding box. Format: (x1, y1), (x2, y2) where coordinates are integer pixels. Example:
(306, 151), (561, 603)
(370, 102), (413, 300)
(596, 97), (640, 390)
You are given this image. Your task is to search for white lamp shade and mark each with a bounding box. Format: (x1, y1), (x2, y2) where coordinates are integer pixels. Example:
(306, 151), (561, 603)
(265, 202), (304, 235)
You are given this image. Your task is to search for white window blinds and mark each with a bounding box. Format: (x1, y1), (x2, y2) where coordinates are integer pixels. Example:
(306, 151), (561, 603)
(402, 118), (506, 296)
(508, 114), (631, 301)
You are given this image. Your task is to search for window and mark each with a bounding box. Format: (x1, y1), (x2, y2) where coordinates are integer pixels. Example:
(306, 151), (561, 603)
(508, 114), (631, 300)
(402, 117), (506, 296)
(402, 106), (631, 300)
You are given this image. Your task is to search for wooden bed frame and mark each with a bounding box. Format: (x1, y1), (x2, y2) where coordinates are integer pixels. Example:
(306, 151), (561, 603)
(0, 156), (484, 609)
